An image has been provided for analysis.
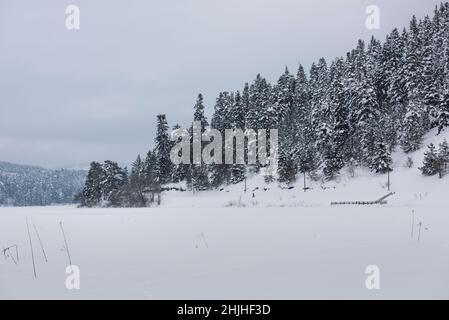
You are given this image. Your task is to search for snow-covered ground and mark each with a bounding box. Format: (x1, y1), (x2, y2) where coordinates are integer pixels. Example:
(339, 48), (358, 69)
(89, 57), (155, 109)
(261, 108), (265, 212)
(1, 130), (449, 300)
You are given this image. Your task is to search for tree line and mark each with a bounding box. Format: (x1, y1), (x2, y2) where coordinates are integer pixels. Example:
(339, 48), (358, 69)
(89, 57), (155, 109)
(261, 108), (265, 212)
(80, 3), (449, 207)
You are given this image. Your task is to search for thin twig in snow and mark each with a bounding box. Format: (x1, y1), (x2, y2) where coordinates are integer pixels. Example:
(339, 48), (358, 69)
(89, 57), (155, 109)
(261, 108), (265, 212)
(32, 220), (48, 262)
(26, 217), (37, 278)
(417, 222), (423, 242)
(2, 245), (19, 265)
(59, 221), (73, 269)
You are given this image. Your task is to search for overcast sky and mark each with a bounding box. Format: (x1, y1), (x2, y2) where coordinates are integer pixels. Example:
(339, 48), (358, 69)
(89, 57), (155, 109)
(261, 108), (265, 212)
(0, 0), (443, 168)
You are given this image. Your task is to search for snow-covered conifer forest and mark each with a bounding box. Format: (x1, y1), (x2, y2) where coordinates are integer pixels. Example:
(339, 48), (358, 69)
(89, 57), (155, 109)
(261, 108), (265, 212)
(76, 4), (449, 208)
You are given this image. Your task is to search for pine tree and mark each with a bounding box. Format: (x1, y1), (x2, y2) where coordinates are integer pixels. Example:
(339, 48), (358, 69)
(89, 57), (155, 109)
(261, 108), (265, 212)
(128, 155), (146, 207)
(401, 100), (425, 153)
(292, 64), (317, 176)
(247, 74), (273, 130)
(323, 57), (348, 179)
(81, 162), (104, 207)
(436, 139), (449, 178)
(191, 94), (210, 191)
(382, 28), (407, 149)
(419, 143), (439, 176)
(310, 59), (332, 159)
(210, 92), (232, 188)
(322, 145), (341, 180)
(420, 16), (440, 129)
(278, 148), (297, 184)
(143, 150), (161, 203)
(193, 93), (209, 132)
(400, 16), (426, 152)
(101, 160), (128, 207)
(272, 67), (296, 125)
(275, 67), (297, 184)
(437, 90), (449, 134)
(229, 91), (246, 184)
(370, 141), (393, 174)
(170, 124), (189, 183)
(154, 114), (173, 184)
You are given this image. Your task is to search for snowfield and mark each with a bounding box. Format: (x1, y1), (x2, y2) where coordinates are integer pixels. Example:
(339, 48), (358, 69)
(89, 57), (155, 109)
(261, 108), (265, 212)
(1, 130), (449, 300)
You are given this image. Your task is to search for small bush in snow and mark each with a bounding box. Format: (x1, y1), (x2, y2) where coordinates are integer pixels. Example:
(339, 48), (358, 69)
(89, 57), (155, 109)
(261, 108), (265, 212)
(404, 157), (414, 168)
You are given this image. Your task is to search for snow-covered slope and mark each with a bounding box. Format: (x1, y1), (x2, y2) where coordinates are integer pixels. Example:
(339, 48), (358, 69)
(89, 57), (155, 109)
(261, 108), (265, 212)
(161, 128), (449, 210)
(0, 131), (448, 299)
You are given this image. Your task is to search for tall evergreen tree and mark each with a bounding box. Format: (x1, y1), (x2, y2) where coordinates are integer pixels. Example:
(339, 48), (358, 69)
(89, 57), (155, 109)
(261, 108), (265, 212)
(275, 67), (297, 184)
(401, 100), (425, 153)
(229, 91), (246, 184)
(154, 114), (173, 184)
(210, 92), (233, 188)
(370, 141), (393, 174)
(437, 139), (449, 178)
(193, 93), (209, 132)
(191, 94), (210, 191)
(143, 150), (161, 203)
(437, 90), (449, 134)
(81, 162), (104, 207)
(128, 155), (146, 207)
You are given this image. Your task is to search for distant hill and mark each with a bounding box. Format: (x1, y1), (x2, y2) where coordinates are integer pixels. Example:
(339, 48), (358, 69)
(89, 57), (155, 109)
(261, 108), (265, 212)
(0, 161), (86, 207)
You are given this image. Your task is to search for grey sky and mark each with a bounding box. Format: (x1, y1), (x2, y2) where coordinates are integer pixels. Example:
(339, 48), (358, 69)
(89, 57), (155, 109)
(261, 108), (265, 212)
(0, 0), (443, 168)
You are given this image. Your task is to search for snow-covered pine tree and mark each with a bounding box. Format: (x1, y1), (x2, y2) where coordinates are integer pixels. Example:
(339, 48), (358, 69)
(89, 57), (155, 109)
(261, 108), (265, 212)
(278, 150), (297, 184)
(191, 94), (210, 191)
(437, 90), (449, 134)
(366, 36), (384, 105)
(353, 75), (380, 165)
(229, 91), (246, 184)
(420, 16), (440, 130)
(323, 58), (348, 179)
(430, 4), (449, 101)
(193, 93), (209, 132)
(210, 92), (232, 188)
(382, 28), (407, 150)
(170, 124), (189, 183)
(154, 114), (173, 185)
(128, 155), (146, 207)
(143, 150), (161, 203)
(309, 59), (332, 161)
(437, 139), (449, 178)
(81, 162), (104, 207)
(419, 143), (439, 176)
(401, 16), (426, 152)
(101, 160), (128, 207)
(401, 100), (425, 153)
(246, 74), (273, 176)
(274, 67), (297, 184)
(370, 141), (393, 174)
(292, 64), (319, 180)
(272, 67), (296, 125)
(242, 83), (250, 128)
(247, 74), (273, 130)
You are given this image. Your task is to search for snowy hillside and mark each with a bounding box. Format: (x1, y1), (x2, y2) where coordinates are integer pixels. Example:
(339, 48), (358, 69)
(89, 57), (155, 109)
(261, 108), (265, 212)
(0, 162), (86, 207)
(159, 128), (449, 209)
(1, 131), (448, 299)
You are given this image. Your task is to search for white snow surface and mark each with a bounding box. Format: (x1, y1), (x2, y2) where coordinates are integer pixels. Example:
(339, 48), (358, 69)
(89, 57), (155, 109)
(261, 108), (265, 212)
(1, 129), (449, 300)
